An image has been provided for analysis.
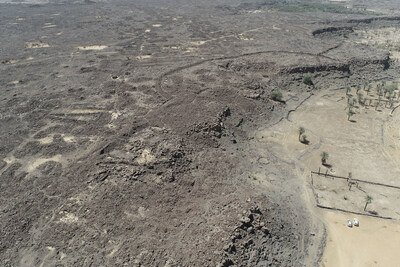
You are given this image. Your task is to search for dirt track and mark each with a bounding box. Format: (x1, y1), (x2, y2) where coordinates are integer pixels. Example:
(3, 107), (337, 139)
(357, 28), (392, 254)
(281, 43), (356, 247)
(1, 0), (400, 266)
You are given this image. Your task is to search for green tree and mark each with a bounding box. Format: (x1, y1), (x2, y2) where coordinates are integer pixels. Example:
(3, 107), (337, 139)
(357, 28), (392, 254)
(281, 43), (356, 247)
(364, 195), (373, 211)
(303, 75), (313, 86)
(347, 108), (355, 121)
(357, 92), (364, 105)
(270, 91), (283, 101)
(367, 83), (372, 95)
(302, 134), (309, 144)
(346, 86), (351, 95)
(389, 99), (395, 108)
(321, 152), (329, 165)
(298, 126), (305, 142)
(356, 84), (361, 93)
(375, 96), (382, 110)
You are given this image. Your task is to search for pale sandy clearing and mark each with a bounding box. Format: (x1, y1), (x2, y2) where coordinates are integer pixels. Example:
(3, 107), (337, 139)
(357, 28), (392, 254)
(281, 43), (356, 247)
(255, 86), (400, 266)
(321, 211), (400, 267)
(27, 154), (62, 172)
(25, 42), (50, 48)
(136, 55), (152, 60)
(137, 149), (154, 164)
(77, 45), (108, 51)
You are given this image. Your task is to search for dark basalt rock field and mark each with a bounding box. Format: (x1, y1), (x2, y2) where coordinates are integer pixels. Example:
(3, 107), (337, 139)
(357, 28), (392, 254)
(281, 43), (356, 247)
(1, 0), (399, 266)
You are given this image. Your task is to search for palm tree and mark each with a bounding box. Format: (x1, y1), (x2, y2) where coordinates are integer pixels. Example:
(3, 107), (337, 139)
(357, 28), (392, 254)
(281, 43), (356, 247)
(298, 127), (305, 142)
(364, 195), (373, 211)
(375, 96), (382, 111)
(302, 134), (309, 144)
(347, 108), (355, 121)
(384, 87), (389, 98)
(321, 152), (329, 165)
(363, 81), (369, 90)
(346, 86), (351, 95)
(367, 83), (372, 95)
(389, 99), (394, 108)
(356, 84), (361, 93)
(357, 93), (364, 105)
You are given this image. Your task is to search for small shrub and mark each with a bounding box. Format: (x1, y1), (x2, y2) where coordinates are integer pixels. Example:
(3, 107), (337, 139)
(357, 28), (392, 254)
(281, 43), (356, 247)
(270, 91), (283, 101)
(303, 75), (313, 86)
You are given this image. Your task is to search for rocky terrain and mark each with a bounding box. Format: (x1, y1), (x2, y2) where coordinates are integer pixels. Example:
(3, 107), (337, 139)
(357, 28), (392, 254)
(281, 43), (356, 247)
(1, 0), (400, 266)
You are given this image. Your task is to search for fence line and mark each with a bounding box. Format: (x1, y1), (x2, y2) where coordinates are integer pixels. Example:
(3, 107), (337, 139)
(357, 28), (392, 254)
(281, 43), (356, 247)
(311, 171), (400, 190)
(316, 204), (392, 220)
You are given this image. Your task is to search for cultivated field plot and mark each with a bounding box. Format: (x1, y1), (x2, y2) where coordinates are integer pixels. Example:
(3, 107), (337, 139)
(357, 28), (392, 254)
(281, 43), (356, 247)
(312, 172), (400, 219)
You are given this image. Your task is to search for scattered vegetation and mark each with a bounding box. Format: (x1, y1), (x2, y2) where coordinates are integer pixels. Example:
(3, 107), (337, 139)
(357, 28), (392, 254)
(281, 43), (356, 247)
(271, 2), (378, 15)
(345, 81), (399, 117)
(270, 91), (283, 102)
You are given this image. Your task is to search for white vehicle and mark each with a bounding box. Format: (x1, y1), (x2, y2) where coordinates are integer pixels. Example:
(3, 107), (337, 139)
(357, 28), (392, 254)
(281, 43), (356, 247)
(353, 218), (359, 227)
(347, 219), (353, 227)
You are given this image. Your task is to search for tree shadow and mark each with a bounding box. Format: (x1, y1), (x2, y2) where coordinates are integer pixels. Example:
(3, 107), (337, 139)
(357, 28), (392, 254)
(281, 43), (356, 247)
(301, 140), (310, 145)
(368, 210), (378, 215)
(322, 163), (332, 168)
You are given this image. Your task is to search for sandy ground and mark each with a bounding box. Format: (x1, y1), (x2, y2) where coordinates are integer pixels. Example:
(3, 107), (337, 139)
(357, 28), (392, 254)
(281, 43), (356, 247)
(255, 83), (400, 266)
(321, 211), (400, 267)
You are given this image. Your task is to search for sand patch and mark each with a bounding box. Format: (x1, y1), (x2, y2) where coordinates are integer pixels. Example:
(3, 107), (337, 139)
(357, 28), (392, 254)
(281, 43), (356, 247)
(37, 134), (75, 144)
(59, 212), (80, 224)
(9, 80), (21, 85)
(4, 156), (16, 164)
(62, 135), (75, 143)
(272, 25), (281, 30)
(27, 155), (62, 172)
(136, 55), (152, 60)
(137, 149), (154, 164)
(110, 111), (122, 120)
(37, 134), (54, 144)
(238, 34), (254, 41)
(43, 24), (56, 28)
(69, 109), (104, 114)
(321, 211), (400, 267)
(189, 40), (207, 46)
(77, 45), (108, 51)
(25, 42), (50, 49)
(2, 59), (19, 64)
